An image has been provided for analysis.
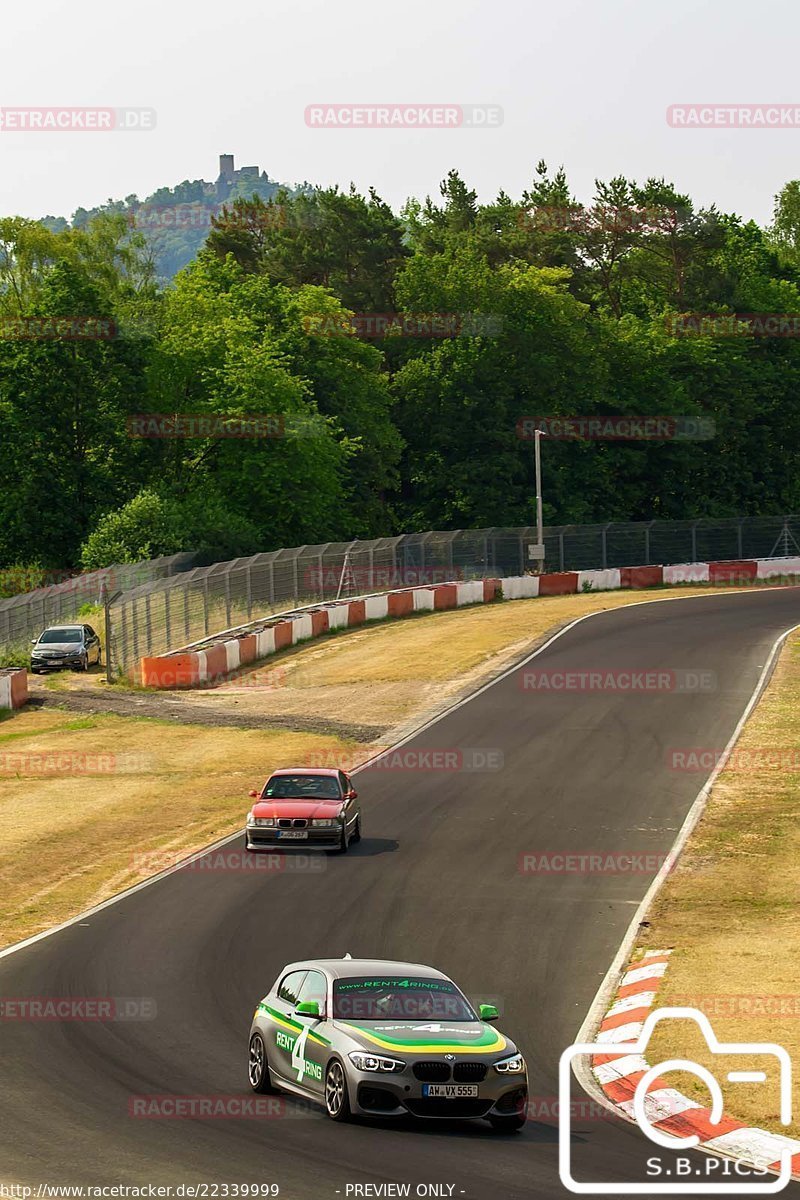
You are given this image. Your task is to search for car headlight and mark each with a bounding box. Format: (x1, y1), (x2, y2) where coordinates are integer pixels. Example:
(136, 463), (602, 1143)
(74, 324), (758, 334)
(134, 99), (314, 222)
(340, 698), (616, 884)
(247, 815), (276, 827)
(348, 1052), (405, 1073)
(310, 818), (339, 827)
(494, 1053), (525, 1074)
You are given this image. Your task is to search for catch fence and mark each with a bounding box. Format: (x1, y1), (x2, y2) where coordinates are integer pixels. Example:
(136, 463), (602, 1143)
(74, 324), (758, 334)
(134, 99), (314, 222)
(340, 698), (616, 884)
(105, 515), (800, 677)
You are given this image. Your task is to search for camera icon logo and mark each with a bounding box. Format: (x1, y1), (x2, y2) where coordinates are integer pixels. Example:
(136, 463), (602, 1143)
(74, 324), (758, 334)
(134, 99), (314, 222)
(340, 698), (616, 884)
(559, 1006), (794, 1193)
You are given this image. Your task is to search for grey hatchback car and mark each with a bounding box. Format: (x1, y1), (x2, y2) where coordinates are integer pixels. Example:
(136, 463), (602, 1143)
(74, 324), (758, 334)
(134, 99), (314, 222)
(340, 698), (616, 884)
(248, 957), (528, 1129)
(30, 624), (101, 673)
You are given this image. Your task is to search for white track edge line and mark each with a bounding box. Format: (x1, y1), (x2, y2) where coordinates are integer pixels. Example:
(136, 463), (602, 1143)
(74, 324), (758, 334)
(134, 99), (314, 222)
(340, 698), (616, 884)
(572, 616), (800, 1173)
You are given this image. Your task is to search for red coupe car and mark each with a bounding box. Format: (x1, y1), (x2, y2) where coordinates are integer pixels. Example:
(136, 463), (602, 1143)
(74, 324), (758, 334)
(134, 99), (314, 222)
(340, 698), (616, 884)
(245, 767), (362, 854)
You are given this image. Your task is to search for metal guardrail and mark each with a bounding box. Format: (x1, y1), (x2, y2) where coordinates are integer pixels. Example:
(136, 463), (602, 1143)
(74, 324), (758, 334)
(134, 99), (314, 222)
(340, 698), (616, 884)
(104, 515), (800, 678)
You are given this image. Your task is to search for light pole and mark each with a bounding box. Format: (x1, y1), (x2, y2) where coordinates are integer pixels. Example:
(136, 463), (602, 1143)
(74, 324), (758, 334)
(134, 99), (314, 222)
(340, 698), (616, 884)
(534, 427), (547, 570)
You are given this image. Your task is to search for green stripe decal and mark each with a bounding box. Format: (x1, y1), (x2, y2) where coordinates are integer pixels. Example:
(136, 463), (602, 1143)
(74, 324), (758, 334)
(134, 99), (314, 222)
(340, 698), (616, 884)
(262, 1004), (331, 1046)
(337, 1022), (506, 1053)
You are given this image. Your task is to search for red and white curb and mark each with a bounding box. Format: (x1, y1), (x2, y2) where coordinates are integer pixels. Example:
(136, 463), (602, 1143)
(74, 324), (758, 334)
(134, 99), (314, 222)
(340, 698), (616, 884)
(0, 667), (28, 710)
(593, 950), (800, 1177)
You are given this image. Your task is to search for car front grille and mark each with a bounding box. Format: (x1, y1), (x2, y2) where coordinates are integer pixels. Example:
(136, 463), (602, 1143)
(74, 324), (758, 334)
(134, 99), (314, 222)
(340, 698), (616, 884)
(412, 1061), (451, 1082)
(453, 1062), (487, 1082)
(277, 818), (308, 829)
(405, 1098), (492, 1118)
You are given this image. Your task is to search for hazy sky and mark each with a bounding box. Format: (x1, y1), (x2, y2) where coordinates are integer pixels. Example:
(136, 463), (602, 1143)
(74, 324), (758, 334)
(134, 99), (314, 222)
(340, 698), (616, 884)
(2, 0), (797, 225)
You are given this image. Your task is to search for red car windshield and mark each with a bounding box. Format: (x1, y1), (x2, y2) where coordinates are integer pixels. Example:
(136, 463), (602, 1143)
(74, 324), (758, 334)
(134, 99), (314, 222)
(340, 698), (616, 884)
(333, 976), (476, 1021)
(263, 774), (341, 800)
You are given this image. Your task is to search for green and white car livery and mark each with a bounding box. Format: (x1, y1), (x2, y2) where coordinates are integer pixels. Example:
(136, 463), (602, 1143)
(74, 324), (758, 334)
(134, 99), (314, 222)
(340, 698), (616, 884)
(248, 957), (528, 1129)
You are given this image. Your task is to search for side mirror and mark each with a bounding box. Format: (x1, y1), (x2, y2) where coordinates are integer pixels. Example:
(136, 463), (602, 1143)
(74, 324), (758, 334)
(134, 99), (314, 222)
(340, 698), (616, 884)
(295, 1000), (321, 1018)
(30, 639), (37, 646)
(479, 1004), (499, 1022)
(249, 790), (259, 798)
(348, 789), (358, 800)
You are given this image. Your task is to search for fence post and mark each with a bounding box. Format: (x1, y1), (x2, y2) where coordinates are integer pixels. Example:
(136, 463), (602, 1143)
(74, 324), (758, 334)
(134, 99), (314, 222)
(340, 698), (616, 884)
(737, 520), (743, 559)
(164, 589), (171, 650)
(559, 532), (565, 572)
(131, 598), (139, 664)
(183, 589), (190, 641)
(101, 585), (113, 683)
(269, 560), (275, 607)
(121, 603), (129, 674)
(246, 564), (253, 619)
(224, 571), (232, 628)
(203, 577), (210, 636)
(601, 525), (608, 570)
(144, 594), (152, 655)
(691, 521), (698, 562)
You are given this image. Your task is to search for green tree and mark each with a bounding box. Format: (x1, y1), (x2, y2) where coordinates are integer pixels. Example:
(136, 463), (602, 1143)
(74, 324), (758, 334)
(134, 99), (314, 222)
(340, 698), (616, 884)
(207, 185), (408, 310)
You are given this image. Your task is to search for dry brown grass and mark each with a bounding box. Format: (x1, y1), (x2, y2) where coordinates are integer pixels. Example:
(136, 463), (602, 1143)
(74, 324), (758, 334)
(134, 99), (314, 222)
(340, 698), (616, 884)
(0, 710), (358, 947)
(640, 632), (800, 1136)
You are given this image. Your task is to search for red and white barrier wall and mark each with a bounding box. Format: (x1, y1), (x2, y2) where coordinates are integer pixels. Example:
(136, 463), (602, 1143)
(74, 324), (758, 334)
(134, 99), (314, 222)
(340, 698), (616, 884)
(138, 557), (800, 688)
(0, 668), (28, 710)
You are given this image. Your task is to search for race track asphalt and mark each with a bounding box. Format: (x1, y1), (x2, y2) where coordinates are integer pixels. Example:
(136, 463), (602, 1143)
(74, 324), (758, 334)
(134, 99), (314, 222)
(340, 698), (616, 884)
(2, 589), (800, 1199)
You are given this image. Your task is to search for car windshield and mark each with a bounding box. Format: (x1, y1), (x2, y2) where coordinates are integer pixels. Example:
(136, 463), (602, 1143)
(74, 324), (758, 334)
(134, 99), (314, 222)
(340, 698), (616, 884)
(332, 976), (476, 1021)
(39, 628), (82, 644)
(263, 774), (341, 799)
